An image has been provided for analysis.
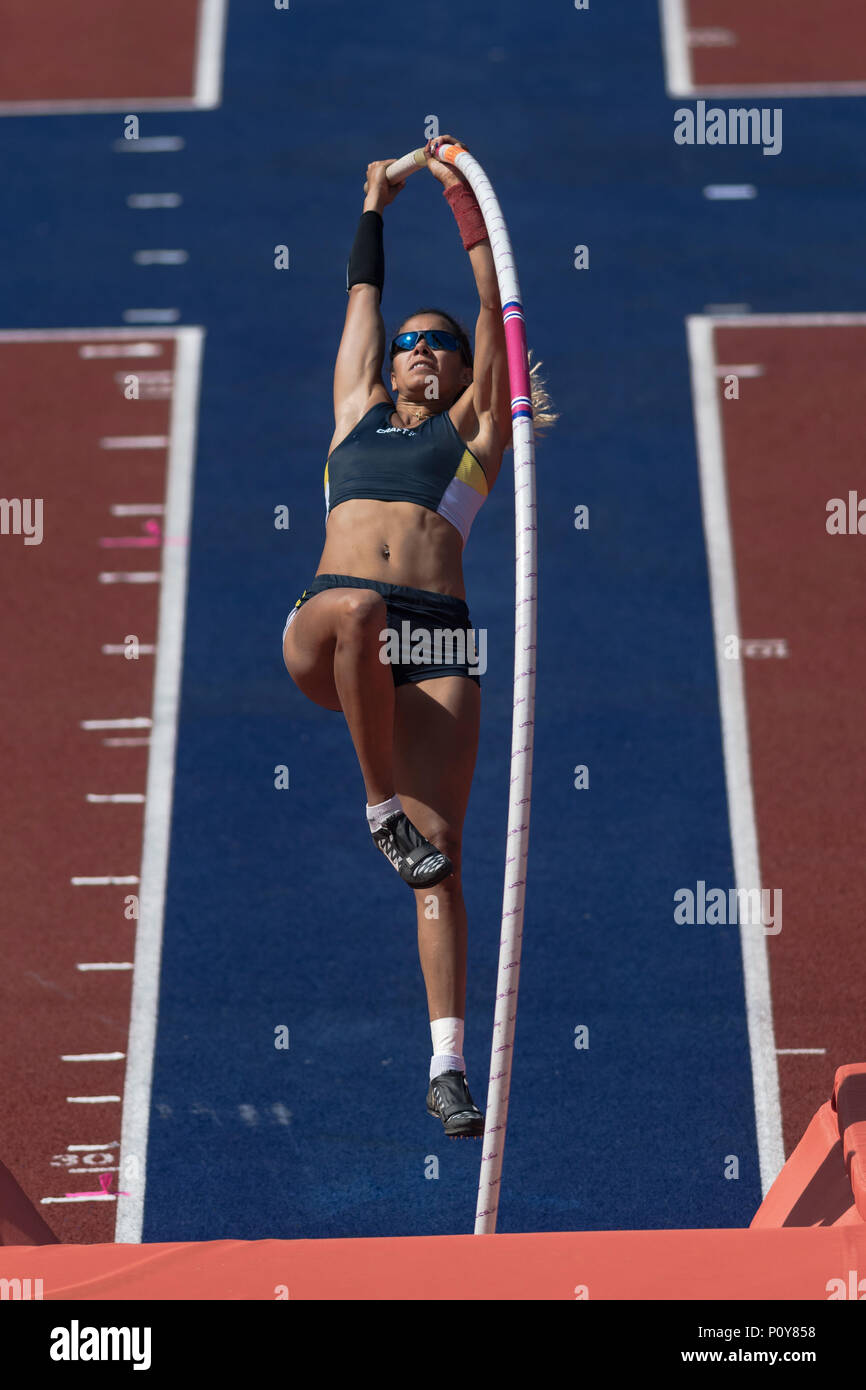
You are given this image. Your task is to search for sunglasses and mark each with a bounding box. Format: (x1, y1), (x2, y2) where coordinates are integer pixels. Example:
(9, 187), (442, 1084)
(390, 329), (468, 361)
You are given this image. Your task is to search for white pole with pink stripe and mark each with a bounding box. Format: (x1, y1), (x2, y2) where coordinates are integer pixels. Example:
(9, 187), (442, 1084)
(385, 143), (537, 1235)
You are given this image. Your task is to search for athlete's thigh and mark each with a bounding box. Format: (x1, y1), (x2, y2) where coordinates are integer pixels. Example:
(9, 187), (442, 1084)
(392, 676), (481, 859)
(283, 586), (385, 711)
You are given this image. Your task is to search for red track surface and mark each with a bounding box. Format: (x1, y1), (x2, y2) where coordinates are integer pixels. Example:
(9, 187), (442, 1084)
(687, 1), (866, 86)
(714, 323), (866, 1158)
(0, 1), (200, 102)
(0, 334), (177, 1244)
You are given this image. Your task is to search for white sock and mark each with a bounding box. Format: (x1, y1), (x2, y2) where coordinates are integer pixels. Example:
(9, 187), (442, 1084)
(430, 1017), (465, 1079)
(366, 794), (402, 834)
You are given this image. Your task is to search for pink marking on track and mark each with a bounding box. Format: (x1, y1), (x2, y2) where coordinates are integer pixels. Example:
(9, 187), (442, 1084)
(65, 1172), (130, 1198)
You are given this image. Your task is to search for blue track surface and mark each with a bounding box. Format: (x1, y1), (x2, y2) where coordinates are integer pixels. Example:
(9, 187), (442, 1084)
(6, 0), (866, 1238)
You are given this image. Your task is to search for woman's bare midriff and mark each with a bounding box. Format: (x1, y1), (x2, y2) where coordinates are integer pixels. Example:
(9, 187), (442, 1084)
(316, 498), (467, 598)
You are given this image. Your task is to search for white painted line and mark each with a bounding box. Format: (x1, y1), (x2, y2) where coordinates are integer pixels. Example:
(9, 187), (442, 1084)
(658, 0), (693, 96)
(76, 963), (134, 972)
(111, 504), (165, 515)
(0, 101), (195, 117)
(61, 1053), (126, 1062)
(68, 1143), (119, 1151)
(127, 194), (183, 209)
(687, 314), (785, 1197)
(80, 343), (164, 358)
(706, 312), (866, 328)
(86, 794), (146, 803)
(133, 250), (189, 265)
(41, 1195), (116, 1204)
(102, 738), (152, 747)
(116, 326), (204, 1245)
(123, 309), (181, 323)
(102, 645), (156, 655)
(69, 1167), (119, 1174)
(99, 573), (161, 584)
(688, 27), (736, 46)
(703, 185), (757, 200)
(67, 1096), (122, 1104)
(0, 328), (180, 344)
(777, 1048), (827, 1055)
(100, 435), (169, 449)
(81, 718), (152, 729)
(686, 82), (866, 97)
(703, 303), (752, 315)
(194, 0), (230, 109)
(715, 364), (765, 377)
(112, 137), (185, 152)
(71, 876), (140, 886)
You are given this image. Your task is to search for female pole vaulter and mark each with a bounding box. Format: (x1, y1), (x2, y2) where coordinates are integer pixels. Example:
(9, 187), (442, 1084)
(282, 134), (556, 1137)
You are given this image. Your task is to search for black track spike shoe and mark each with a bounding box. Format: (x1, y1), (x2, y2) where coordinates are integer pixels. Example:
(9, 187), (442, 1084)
(426, 1069), (485, 1139)
(371, 811), (453, 888)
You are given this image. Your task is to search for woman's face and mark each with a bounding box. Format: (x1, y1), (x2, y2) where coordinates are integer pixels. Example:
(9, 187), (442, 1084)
(389, 315), (473, 406)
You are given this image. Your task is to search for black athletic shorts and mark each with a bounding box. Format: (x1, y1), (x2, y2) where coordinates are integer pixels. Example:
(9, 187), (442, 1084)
(282, 573), (482, 687)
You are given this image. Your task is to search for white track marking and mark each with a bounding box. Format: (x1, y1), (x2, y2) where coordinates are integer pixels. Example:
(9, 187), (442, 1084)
(123, 309), (181, 323)
(81, 344), (164, 358)
(777, 1048), (827, 1055)
(76, 963), (134, 972)
(81, 718), (152, 729)
(703, 185), (757, 199)
(61, 1053), (126, 1062)
(111, 504), (165, 515)
(133, 250), (189, 265)
(687, 314), (785, 1197)
(66, 1096), (121, 1104)
(112, 137), (185, 153)
(100, 435), (169, 448)
(115, 327), (204, 1244)
(70, 876), (139, 886)
(194, 0), (230, 108)
(658, 0), (693, 95)
(42, 1195), (116, 1204)
(714, 364), (764, 376)
(102, 645), (156, 655)
(99, 572), (161, 584)
(127, 194), (183, 209)
(102, 738), (151, 747)
(86, 794), (146, 803)
(705, 312), (866, 328)
(69, 1143), (118, 1151)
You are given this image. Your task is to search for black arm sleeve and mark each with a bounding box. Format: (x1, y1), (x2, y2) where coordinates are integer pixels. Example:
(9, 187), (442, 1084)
(346, 210), (384, 298)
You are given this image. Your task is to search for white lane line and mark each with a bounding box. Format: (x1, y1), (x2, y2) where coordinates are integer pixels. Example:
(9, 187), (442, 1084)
(777, 1048), (827, 1055)
(111, 504), (165, 515)
(115, 326), (204, 1244)
(67, 1096), (122, 1104)
(102, 738), (151, 747)
(703, 185), (757, 200)
(658, 0), (693, 96)
(100, 435), (169, 448)
(714, 364), (765, 377)
(68, 1143), (119, 1151)
(706, 312), (866, 328)
(112, 137), (185, 153)
(76, 963), (134, 972)
(687, 82), (866, 97)
(71, 876), (139, 886)
(81, 718), (152, 729)
(99, 573), (161, 584)
(688, 27), (736, 46)
(61, 1053), (126, 1062)
(123, 309), (181, 324)
(102, 645), (156, 656)
(194, 0), (230, 108)
(133, 250), (189, 265)
(127, 194), (183, 209)
(69, 1167), (119, 1174)
(41, 1195), (116, 1204)
(687, 314), (785, 1197)
(0, 100), (196, 117)
(80, 343), (164, 358)
(86, 794), (146, 803)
